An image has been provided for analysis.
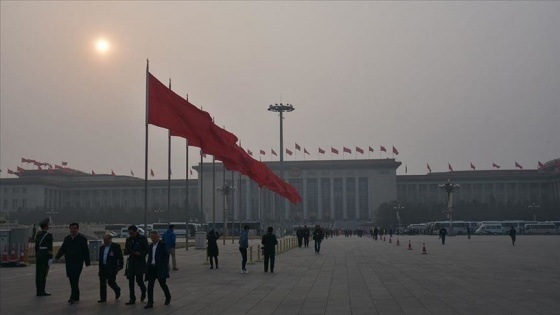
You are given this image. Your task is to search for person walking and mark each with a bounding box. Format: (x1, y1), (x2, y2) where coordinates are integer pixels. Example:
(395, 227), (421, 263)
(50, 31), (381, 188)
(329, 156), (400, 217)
(144, 231), (171, 309)
(54, 223), (90, 304)
(162, 225), (178, 271)
(98, 233), (123, 303)
(35, 218), (53, 297)
(296, 228), (303, 247)
(303, 225), (310, 248)
(123, 225), (149, 305)
(207, 229), (220, 269)
(373, 226), (379, 240)
(261, 226), (278, 273)
(239, 225), (249, 274)
(313, 225), (324, 254)
(467, 226), (471, 239)
(439, 227), (448, 245)
(509, 226), (517, 246)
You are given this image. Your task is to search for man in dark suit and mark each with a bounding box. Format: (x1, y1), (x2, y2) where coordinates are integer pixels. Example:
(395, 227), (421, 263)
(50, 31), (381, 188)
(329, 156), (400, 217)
(35, 218), (53, 297)
(124, 225), (149, 305)
(55, 222), (90, 304)
(261, 226), (278, 273)
(98, 233), (123, 303)
(144, 230), (171, 309)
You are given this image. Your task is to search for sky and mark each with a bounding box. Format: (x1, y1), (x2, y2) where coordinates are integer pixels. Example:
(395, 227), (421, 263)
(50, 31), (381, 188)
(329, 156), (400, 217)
(1, 1), (559, 178)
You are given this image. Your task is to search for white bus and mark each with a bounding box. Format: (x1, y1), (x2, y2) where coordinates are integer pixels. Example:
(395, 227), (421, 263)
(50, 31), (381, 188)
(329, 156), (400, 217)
(524, 223), (558, 235)
(152, 222), (200, 237)
(475, 224), (503, 235)
(431, 221), (476, 235)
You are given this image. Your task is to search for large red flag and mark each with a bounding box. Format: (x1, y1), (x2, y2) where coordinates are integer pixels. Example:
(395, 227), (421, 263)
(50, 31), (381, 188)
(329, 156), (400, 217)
(331, 147), (339, 154)
(380, 146), (387, 152)
(356, 146), (364, 154)
(318, 147), (325, 154)
(392, 146), (399, 155)
(515, 161), (523, 169)
(343, 147), (351, 154)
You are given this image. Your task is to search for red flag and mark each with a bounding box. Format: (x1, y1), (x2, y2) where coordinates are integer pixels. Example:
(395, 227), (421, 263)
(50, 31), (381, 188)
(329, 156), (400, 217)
(21, 157), (30, 163)
(271, 149), (277, 156)
(131, 170), (134, 176)
(356, 146), (364, 154)
(448, 163), (453, 172)
(380, 146), (387, 152)
(286, 148), (293, 156)
(55, 165), (63, 169)
(331, 147), (339, 154)
(392, 146), (399, 155)
(247, 149), (253, 156)
(515, 161), (523, 169)
(111, 170), (116, 176)
(33, 161), (41, 167)
(343, 147), (351, 154)
(61, 161), (68, 166)
(405, 164), (408, 174)
(259, 149), (266, 155)
(304, 148), (310, 155)
(538, 161), (544, 168)
(8, 169), (14, 174)
(470, 162), (475, 170)
(17, 166), (25, 172)
(91, 170), (96, 175)
(295, 143), (301, 151)
(190, 169), (193, 175)
(492, 162), (501, 169)
(318, 147), (325, 154)
(368, 146), (374, 152)
(150, 169), (155, 177)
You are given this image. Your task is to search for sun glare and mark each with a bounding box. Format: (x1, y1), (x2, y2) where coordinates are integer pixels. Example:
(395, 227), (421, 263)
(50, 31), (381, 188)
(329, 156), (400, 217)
(95, 38), (110, 54)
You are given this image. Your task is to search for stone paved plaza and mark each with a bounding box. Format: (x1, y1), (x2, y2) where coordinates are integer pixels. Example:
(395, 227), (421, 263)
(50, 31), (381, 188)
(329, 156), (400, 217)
(1, 234), (560, 315)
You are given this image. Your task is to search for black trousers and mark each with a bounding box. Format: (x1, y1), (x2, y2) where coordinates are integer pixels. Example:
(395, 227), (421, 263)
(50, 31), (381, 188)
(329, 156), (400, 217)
(239, 248), (247, 270)
(303, 237), (309, 247)
(35, 257), (49, 294)
(314, 240), (322, 253)
(69, 275), (81, 301)
(128, 273), (146, 301)
(209, 256), (218, 268)
(263, 251), (275, 272)
(146, 265), (170, 304)
(99, 268), (120, 301)
(297, 237), (303, 247)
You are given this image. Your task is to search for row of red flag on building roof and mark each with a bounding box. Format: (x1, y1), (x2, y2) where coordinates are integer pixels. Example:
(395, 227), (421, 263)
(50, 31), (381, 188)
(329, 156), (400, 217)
(425, 161), (545, 173)
(242, 145), (399, 157)
(94, 168), (195, 177)
(146, 71), (301, 204)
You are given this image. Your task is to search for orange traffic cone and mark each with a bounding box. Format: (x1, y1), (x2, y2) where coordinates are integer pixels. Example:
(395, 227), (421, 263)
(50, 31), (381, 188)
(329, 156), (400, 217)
(389, 237), (392, 243)
(396, 238), (400, 246)
(407, 240), (412, 250)
(422, 243), (427, 255)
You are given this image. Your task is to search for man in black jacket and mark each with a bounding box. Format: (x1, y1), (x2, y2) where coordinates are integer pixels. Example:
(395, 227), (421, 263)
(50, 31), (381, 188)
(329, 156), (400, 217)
(35, 218), (53, 297)
(261, 226), (278, 273)
(144, 230), (171, 309)
(98, 233), (123, 303)
(55, 222), (90, 304)
(124, 225), (149, 305)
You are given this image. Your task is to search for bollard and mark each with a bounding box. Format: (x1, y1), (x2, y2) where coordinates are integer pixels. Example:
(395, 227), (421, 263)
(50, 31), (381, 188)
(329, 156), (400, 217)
(203, 254), (210, 265)
(248, 246), (256, 264)
(256, 245), (262, 262)
(276, 244), (280, 255)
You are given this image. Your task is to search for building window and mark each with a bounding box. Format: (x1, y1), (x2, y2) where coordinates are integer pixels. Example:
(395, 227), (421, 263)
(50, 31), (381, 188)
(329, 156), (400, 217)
(346, 178), (356, 219)
(358, 177), (369, 220)
(22, 200), (27, 209)
(321, 178), (331, 221)
(334, 178), (343, 220)
(3, 199), (8, 209)
(22, 187), (27, 194)
(307, 179), (318, 220)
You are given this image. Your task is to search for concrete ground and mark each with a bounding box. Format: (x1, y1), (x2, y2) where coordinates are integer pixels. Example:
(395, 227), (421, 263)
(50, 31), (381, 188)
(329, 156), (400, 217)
(1, 234), (560, 315)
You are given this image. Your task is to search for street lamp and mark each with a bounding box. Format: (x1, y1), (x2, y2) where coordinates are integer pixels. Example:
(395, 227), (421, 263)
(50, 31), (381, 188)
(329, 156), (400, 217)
(528, 202), (540, 221)
(439, 179), (460, 236)
(267, 103), (295, 234)
(217, 184), (235, 245)
(393, 204), (404, 234)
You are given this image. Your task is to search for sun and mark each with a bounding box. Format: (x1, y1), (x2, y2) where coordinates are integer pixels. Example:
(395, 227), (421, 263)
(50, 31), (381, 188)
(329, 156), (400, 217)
(95, 38), (110, 54)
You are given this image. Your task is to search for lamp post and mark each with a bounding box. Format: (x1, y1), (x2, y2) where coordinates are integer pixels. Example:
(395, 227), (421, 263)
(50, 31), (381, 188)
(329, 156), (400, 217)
(393, 204), (404, 234)
(439, 179), (460, 236)
(217, 184), (235, 245)
(267, 103), (295, 234)
(528, 202), (540, 221)
(46, 210), (58, 225)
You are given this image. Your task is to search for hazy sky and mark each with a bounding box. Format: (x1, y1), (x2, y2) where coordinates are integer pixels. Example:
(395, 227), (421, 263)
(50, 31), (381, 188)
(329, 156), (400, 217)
(1, 1), (559, 178)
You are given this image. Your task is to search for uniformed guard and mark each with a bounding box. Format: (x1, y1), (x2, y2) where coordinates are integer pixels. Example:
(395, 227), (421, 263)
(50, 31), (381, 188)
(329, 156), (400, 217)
(35, 218), (53, 296)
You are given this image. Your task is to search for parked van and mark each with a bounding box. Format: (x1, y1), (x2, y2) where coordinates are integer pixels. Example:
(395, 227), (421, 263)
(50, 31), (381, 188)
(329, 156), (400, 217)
(475, 224), (503, 235)
(119, 227), (145, 237)
(524, 224), (558, 235)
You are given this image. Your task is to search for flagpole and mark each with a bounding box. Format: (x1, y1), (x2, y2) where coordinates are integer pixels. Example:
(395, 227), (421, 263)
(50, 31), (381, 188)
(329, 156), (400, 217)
(231, 170), (235, 244)
(212, 155), (216, 231)
(167, 79), (172, 224)
(144, 59), (149, 233)
(222, 162), (226, 245)
(200, 150), (204, 226)
(185, 139), (189, 251)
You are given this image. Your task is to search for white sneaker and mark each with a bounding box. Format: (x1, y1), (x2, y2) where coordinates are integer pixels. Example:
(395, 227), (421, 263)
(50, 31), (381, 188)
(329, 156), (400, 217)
(243, 269), (248, 274)
(240, 269), (245, 274)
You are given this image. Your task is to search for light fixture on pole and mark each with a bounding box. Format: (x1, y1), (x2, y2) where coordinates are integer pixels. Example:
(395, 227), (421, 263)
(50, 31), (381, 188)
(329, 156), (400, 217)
(267, 103), (295, 235)
(528, 202), (540, 221)
(393, 204), (404, 234)
(217, 184), (235, 245)
(439, 179), (460, 236)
